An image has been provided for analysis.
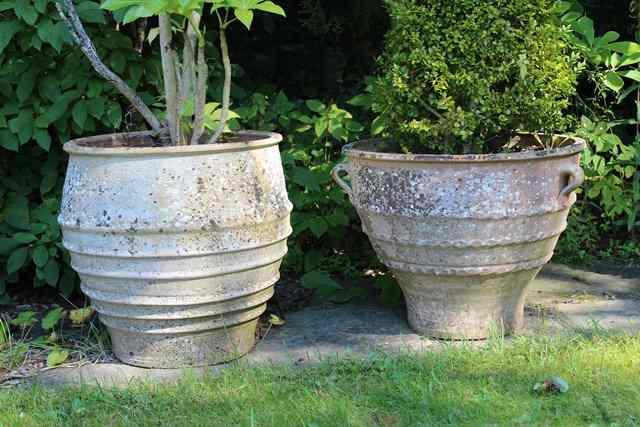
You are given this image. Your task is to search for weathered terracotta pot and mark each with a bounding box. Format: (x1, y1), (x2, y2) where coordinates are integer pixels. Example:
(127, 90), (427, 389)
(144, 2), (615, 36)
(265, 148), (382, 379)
(59, 131), (292, 368)
(333, 136), (585, 339)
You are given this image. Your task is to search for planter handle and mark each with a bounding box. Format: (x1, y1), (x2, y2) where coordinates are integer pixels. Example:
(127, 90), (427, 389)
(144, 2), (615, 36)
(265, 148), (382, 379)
(332, 162), (353, 199)
(559, 163), (585, 198)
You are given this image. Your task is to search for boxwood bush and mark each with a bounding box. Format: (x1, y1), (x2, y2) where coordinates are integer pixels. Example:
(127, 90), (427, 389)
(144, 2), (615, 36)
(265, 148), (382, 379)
(372, 0), (578, 154)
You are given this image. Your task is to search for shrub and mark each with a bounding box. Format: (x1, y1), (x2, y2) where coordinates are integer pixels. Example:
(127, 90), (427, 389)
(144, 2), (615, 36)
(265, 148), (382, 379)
(371, 0), (577, 154)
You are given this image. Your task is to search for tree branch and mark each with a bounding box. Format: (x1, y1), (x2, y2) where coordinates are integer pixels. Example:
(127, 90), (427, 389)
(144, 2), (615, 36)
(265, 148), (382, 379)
(56, 0), (162, 135)
(191, 41), (207, 145)
(180, 13), (199, 109)
(159, 14), (181, 144)
(208, 28), (231, 144)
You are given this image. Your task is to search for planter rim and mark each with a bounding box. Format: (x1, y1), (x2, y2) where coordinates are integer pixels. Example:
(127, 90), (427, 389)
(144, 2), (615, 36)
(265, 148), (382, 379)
(345, 134), (586, 163)
(63, 130), (282, 157)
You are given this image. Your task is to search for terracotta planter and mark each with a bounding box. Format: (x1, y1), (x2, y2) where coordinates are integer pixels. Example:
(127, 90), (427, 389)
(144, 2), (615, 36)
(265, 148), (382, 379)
(59, 131), (292, 368)
(333, 136), (585, 339)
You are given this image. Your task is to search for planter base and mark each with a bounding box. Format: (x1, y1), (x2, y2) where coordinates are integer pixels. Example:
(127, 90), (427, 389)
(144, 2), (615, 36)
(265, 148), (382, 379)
(396, 268), (541, 339)
(108, 319), (258, 369)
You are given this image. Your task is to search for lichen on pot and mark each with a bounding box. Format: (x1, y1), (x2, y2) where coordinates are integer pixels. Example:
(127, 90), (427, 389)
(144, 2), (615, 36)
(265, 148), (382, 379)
(59, 131), (292, 367)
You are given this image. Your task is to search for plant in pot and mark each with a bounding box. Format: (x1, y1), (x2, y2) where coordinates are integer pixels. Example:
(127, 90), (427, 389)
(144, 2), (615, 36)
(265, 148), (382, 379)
(55, 0), (291, 368)
(332, 0), (585, 339)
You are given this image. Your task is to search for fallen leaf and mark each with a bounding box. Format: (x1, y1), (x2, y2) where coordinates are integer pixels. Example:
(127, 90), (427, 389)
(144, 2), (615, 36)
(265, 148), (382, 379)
(269, 314), (286, 326)
(69, 307), (94, 325)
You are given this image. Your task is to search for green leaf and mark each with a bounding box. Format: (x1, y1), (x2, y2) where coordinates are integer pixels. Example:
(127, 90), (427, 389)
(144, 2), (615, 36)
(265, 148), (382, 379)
(301, 270), (342, 297)
(234, 9), (254, 30)
(609, 41), (640, 55)
(346, 121), (364, 133)
(10, 311), (37, 328)
(87, 81), (104, 98)
(72, 101), (88, 128)
(59, 269), (77, 297)
(34, 129), (52, 151)
(619, 53), (640, 68)
(314, 118), (328, 138)
(76, 1), (106, 23)
(254, 1), (285, 16)
(0, 238), (21, 256)
(87, 97), (106, 119)
(347, 94), (372, 107)
(371, 115), (386, 136)
(32, 245), (49, 268)
(34, 19), (68, 52)
(42, 307), (63, 330)
(292, 167), (322, 191)
(110, 51), (127, 74)
(17, 69), (36, 104)
(330, 125), (347, 141)
(0, 130), (19, 152)
(101, 0), (142, 10)
(308, 217), (328, 237)
(46, 95), (74, 124)
(34, 0), (49, 13)
(14, 233), (37, 244)
(123, 5), (156, 24)
(7, 247), (29, 274)
(42, 259), (60, 286)
(326, 208), (348, 226)
(552, 1), (572, 15)
(605, 72), (625, 92)
(15, 2), (38, 25)
(30, 223), (48, 235)
(620, 70), (640, 82)
(573, 16), (595, 45)
(306, 99), (326, 113)
(3, 193), (30, 230)
(8, 110), (33, 145)
(374, 274), (403, 305)
(147, 27), (160, 44)
(107, 103), (123, 129)
(597, 31), (620, 47)
(40, 172), (57, 195)
(46, 348), (69, 367)
(0, 21), (21, 55)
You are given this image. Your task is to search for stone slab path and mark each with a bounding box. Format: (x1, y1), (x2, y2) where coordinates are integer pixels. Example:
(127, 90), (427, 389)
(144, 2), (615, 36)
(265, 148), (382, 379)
(34, 263), (640, 388)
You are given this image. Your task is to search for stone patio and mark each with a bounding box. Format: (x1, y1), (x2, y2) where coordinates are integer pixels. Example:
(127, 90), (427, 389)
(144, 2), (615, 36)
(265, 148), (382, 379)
(34, 263), (640, 388)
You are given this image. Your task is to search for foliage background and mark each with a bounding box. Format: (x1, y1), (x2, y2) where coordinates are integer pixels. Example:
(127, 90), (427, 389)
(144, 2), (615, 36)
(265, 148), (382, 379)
(0, 0), (638, 303)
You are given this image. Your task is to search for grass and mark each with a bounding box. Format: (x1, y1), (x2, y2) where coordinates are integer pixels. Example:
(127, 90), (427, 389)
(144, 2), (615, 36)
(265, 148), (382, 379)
(1, 333), (639, 427)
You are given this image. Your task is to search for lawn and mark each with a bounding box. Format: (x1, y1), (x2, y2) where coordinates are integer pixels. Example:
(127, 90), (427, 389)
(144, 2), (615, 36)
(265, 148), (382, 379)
(1, 333), (639, 427)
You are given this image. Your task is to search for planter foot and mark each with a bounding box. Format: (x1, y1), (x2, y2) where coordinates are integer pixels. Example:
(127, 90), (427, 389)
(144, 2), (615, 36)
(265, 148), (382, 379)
(397, 268), (540, 340)
(108, 319), (258, 369)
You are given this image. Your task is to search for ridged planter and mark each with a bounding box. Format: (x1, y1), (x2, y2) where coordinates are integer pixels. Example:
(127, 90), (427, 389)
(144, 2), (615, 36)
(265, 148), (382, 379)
(59, 131), (292, 368)
(333, 136), (585, 339)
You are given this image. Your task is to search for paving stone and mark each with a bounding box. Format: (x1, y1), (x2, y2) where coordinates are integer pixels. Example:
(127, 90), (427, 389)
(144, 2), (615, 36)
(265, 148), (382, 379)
(34, 264), (640, 388)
